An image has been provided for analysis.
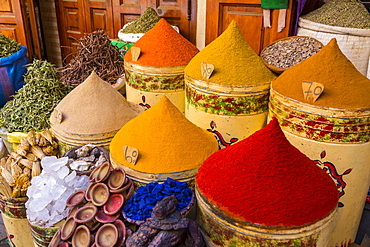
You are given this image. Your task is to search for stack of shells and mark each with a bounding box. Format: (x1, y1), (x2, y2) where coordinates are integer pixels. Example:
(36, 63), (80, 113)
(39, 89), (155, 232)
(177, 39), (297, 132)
(124, 18), (199, 113)
(49, 162), (135, 247)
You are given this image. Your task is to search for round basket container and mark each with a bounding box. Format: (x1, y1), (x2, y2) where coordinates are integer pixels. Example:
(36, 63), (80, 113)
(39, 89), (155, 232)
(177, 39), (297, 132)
(28, 222), (60, 247)
(185, 74), (270, 149)
(110, 153), (197, 190)
(260, 36), (323, 74)
(269, 88), (370, 246)
(0, 195), (34, 246)
(124, 60), (186, 113)
(195, 186), (337, 247)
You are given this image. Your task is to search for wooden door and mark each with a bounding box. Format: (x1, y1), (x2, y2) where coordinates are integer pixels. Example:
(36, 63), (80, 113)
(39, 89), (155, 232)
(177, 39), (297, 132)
(206, 0), (294, 54)
(84, 0), (114, 38)
(0, 0), (32, 57)
(112, 0), (197, 44)
(56, 0), (86, 63)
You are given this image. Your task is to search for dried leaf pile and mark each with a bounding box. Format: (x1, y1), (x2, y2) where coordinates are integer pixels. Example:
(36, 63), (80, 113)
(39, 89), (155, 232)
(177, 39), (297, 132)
(0, 130), (58, 198)
(0, 59), (71, 133)
(0, 33), (21, 58)
(120, 7), (160, 34)
(57, 30), (125, 87)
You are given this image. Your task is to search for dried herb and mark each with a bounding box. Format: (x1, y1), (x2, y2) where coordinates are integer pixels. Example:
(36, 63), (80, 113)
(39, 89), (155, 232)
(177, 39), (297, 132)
(0, 59), (71, 132)
(57, 30), (125, 87)
(120, 7), (161, 34)
(302, 0), (370, 29)
(0, 33), (21, 57)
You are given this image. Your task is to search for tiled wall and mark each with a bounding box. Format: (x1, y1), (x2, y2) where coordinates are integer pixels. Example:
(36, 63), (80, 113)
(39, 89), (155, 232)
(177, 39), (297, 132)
(38, 0), (63, 67)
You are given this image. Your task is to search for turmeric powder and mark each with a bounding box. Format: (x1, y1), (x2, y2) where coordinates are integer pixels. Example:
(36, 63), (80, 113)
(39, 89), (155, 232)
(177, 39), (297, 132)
(272, 38), (370, 109)
(184, 20), (277, 86)
(110, 96), (219, 173)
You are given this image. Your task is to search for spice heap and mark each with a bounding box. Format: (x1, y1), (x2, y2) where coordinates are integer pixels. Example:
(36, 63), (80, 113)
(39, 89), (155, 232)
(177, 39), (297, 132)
(272, 38), (370, 109)
(124, 18), (199, 67)
(0, 33), (21, 57)
(50, 163), (134, 246)
(261, 36), (323, 70)
(50, 71), (143, 135)
(0, 59), (71, 132)
(196, 118), (338, 227)
(120, 7), (160, 34)
(184, 20), (276, 86)
(58, 30), (125, 87)
(123, 178), (193, 222)
(301, 0), (370, 29)
(0, 130), (58, 198)
(26, 156), (90, 227)
(110, 96), (219, 173)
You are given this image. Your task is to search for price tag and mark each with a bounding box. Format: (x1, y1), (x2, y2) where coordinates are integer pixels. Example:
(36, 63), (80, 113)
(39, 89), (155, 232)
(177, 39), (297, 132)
(123, 146), (139, 165)
(131, 47), (141, 61)
(302, 81), (324, 103)
(201, 62), (214, 79)
(53, 109), (63, 123)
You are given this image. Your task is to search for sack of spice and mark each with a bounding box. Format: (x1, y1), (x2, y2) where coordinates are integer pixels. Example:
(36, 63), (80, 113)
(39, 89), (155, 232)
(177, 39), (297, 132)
(0, 33), (29, 107)
(297, 0), (370, 77)
(118, 7), (179, 43)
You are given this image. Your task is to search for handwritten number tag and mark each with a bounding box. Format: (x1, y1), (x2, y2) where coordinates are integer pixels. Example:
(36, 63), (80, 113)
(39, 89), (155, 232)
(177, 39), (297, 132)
(131, 47), (141, 62)
(201, 62), (214, 79)
(123, 146), (138, 165)
(53, 109), (63, 123)
(302, 81), (324, 103)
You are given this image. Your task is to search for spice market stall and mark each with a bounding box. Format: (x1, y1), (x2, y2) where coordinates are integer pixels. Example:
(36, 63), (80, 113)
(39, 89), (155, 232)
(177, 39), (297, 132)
(270, 38), (370, 247)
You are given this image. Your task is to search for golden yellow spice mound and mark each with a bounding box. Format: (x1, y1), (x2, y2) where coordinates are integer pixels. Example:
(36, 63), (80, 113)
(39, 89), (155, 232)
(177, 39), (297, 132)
(184, 20), (277, 86)
(272, 38), (370, 109)
(50, 71), (143, 135)
(110, 96), (219, 173)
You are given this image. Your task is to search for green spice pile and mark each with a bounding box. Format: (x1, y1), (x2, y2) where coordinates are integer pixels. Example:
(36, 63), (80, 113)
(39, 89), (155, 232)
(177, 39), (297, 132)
(301, 0), (370, 29)
(57, 30), (125, 87)
(120, 7), (160, 34)
(0, 59), (71, 132)
(0, 33), (21, 57)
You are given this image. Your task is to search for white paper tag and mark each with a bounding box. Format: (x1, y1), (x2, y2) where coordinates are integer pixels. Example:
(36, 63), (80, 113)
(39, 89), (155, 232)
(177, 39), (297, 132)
(302, 81), (324, 103)
(123, 146), (138, 165)
(201, 62), (215, 79)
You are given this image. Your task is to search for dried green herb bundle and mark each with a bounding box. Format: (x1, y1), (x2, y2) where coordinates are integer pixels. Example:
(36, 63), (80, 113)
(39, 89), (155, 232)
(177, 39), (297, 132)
(57, 30), (124, 87)
(0, 33), (21, 57)
(0, 59), (71, 132)
(302, 0), (370, 29)
(120, 7), (160, 34)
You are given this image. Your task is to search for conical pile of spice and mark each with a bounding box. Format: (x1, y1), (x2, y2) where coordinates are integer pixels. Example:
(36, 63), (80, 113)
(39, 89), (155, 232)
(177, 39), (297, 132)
(50, 71), (143, 135)
(196, 118), (338, 227)
(110, 96), (219, 173)
(301, 0), (370, 29)
(184, 20), (277, 86)
(120, 7), (160, 34)
(124, 18), (199, 67)
(272, 38), (370, 109)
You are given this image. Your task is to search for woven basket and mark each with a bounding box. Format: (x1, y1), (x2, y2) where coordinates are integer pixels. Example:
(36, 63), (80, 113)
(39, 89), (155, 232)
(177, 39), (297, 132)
(63, 145), (110, 176)
(260, 36), (323, 74)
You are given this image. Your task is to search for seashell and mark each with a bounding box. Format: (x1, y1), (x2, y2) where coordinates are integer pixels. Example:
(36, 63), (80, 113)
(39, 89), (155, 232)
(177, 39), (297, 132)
(85, 182), (97, 202)
(61, 216), (77, 241)
(74, 204), (98, 224)
(95, 223), (118, 247)
(103, 194), (124, 216)
(88, 166), (101, 183)
(90, 183), (109, 207)
(109, 177), (133, 194)
(72, 225), (91, 247)
(66, 190), (86, 207)
(95, 162), (111, 183)
(107, 168), (126, 190)
(48, 229), (62, 247)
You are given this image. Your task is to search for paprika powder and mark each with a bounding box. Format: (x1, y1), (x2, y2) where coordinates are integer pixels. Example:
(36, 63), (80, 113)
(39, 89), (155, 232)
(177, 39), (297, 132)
(196, 117), (338, 227)
(124, 19), (199, 67)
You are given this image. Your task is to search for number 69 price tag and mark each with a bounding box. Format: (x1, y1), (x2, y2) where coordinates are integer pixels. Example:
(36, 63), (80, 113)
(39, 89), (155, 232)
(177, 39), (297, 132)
(123, 146), (139, 165)
(302, 81), (324, 103)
